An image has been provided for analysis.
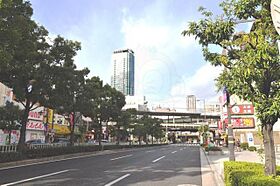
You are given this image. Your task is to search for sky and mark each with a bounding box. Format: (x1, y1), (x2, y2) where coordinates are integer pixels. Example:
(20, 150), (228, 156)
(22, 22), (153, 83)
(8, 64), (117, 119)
(29, 0), (248, 110)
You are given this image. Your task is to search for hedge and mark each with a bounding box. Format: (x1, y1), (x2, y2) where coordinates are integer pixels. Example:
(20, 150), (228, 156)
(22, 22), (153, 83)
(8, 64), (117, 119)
(205, 146), (222, 152)
(240, 142), (249, 150)
(0, 143), (167, 163)
(248, 146), (257, 151)
(224, 161), (280, 186)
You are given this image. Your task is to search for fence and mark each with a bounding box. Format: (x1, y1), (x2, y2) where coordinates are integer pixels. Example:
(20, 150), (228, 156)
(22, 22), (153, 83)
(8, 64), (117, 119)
(0, 145), (17, 153)
(0, 143), (70, 152)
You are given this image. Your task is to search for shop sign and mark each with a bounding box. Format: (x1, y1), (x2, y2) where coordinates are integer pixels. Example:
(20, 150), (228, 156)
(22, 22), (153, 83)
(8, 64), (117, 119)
(48, 124), (71, 135)
(28, 111), (43, 121)
(26, 121), (44, 130)
(231, 105), (254, 115)
(224, 117), (255, 128)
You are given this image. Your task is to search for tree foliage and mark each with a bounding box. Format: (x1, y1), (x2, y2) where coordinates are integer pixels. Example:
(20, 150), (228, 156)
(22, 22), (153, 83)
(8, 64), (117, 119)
(0, 101), (22, 144)
(0, 0), (89, 149)
(183, 0), (280, 175)
(132, 115), (163, 145)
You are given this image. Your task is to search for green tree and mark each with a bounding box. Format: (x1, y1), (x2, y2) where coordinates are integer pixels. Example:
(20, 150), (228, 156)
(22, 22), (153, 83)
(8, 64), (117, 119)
(198, 125), (210, 145)
(0, 0), (85, 150)
(115, 109), (137, 144)
(183, 0), (280, 175)
(0, 101), (22, 144)
(47, 37), (90, 145)
(0, 0), (52, 151)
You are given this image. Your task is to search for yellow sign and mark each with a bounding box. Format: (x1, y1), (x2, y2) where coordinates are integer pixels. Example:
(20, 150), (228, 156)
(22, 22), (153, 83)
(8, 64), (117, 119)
(48, 124), (71, 135)
(48, 109), (53, 124)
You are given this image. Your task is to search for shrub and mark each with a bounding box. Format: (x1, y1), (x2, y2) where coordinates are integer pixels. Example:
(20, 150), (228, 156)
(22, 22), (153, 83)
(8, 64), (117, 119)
(240, 142), (249, 150)
(248, 146), (257, 151)
(224, 161), (280, 186)
(205, 146), (222, 152)
(0, 152), (26, 163)
(257, 148), (264, 154)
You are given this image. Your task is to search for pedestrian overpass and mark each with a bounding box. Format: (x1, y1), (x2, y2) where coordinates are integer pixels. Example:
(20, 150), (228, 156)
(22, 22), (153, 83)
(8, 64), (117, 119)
(136, 110), (221, 143)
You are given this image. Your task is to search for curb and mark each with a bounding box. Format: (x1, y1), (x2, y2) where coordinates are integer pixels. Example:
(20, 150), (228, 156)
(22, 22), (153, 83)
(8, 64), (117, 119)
(202, 148), (225, 186)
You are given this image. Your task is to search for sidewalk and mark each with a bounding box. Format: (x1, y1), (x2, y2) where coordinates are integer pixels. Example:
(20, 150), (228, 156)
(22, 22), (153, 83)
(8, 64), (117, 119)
(203, 148), (280, 186)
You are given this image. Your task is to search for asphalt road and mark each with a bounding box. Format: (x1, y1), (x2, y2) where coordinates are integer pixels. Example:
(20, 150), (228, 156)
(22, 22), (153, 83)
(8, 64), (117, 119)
(0, 144), (202, 186)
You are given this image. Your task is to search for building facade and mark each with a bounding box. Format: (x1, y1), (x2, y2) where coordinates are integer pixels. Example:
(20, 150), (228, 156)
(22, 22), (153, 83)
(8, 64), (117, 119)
(111, 49), (135, 96)
(186, 95), (196, 113)
(123, 96), (148, 111)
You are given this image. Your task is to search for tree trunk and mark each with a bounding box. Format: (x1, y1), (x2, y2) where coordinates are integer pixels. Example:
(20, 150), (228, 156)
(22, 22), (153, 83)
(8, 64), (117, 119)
(8, 130), (11, 144)
(18, 99), (31, 152)
(116, 126), (120, 145)
(98, 119), (102, 148)
(70, 112), (75, 146)
(262, 124), (276, 175)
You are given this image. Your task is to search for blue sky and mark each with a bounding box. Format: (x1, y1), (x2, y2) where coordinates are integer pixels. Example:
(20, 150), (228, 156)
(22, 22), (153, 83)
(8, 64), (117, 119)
(29, 0), (245, 109)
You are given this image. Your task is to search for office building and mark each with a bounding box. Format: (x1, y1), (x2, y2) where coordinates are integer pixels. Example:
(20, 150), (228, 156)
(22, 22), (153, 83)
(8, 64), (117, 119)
(111, 49), (135, 96)
(186, 95), (196, 113)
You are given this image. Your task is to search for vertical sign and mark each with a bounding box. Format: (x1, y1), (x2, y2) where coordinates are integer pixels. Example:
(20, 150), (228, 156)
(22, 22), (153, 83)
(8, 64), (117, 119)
(48, 109), (53, 124)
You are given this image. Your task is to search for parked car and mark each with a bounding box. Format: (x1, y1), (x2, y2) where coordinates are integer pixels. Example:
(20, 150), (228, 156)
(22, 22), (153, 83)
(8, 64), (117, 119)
(25, 139), (44, 148)
(25, 139), (44, 145)
(101, 139), (109, 143)
(87, 139), (96, 144)
(53, 138), (70, 145)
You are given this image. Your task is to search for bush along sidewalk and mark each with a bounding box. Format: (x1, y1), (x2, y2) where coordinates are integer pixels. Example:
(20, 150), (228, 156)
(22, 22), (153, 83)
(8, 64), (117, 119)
(224, 161), (280, 186)
(0, 143), (167, 163)
(204, 146), (223, 155)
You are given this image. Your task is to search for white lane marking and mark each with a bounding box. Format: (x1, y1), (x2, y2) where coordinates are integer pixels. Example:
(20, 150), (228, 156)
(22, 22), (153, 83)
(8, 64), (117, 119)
(1, 169), (70, 186)
(104, 173), (130, 186)
(171, 151), (177, 154)
(110, 154), (133, 161)
(0, 152), (107, 171)
(145, 150), (155, 153)
(180, 148), (183, 151)
(152, 156), (165, 163)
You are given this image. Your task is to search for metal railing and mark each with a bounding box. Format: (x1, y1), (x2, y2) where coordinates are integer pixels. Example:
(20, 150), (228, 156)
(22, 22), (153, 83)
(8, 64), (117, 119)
(0, 141), (167, 153)
(0, 145), (17, 153)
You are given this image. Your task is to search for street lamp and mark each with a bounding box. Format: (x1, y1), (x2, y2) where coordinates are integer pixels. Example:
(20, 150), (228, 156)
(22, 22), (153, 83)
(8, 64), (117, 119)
(196, 99), (206, 123)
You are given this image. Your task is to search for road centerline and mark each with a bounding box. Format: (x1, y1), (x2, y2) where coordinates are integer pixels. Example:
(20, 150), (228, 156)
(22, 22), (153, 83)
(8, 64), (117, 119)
(104, 173), (130, 186)
(171, 151), (177, 154)
(110, 154), (133, 161)
(1, 169), (70, 186)
(152, 156), (165, 163)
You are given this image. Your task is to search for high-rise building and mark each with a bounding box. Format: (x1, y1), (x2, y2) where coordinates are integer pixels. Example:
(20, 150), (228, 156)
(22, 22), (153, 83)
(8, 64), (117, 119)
(111, 49), (135, 96)
(186, 95), (196, 113)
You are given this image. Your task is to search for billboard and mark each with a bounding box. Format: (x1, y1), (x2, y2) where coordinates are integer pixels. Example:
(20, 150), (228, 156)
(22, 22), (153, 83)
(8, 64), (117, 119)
(231, 105), (254, 115)
(224, 117), (255, 129)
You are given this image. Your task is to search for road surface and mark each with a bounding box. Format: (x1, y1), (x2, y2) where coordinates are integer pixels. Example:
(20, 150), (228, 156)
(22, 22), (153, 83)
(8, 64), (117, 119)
(0, 144), (202, 186)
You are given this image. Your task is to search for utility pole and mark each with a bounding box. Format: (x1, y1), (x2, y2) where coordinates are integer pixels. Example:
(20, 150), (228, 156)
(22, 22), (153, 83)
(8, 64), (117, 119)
(224, 87), (235, 161)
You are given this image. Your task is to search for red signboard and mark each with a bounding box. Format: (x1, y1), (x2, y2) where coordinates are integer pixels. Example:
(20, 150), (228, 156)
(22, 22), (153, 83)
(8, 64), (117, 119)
(224, 118), (255, 128)
(26, 121), (44, 130)
(231, 105), (254, 115)
(28, 111), (43, 121)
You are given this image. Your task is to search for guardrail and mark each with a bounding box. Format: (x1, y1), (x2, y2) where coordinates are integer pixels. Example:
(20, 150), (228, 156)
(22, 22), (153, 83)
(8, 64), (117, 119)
(28, 143), (68, 149)
(0, 142), (167, 153)
(0, 145), (17, 153)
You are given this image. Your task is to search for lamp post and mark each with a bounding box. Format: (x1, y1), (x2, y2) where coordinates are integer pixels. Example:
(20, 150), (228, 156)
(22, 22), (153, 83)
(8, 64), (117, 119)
(197, 99), (206, 123)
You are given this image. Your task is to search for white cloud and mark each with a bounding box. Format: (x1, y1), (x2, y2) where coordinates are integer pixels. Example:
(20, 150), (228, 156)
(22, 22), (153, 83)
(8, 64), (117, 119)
(170, 63), (222, 97)
(162, 63), (223, 109)
(121, 14), (197, 99)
